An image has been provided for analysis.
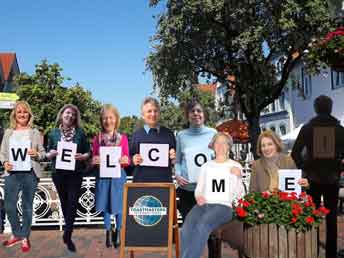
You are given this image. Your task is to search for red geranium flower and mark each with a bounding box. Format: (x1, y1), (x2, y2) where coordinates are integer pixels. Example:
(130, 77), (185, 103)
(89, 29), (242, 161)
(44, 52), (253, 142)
(261, 191), (270, 199)
(289, 192), (298, 200)
(306, 216), (315, 224)
(292, 203), (303, 216)
(312, 210), (321, 216)
(279, 192), (289, 201)
(318, 206), (330, 215)
(291, 217), (298, 224)
(236, 207), (248, 218)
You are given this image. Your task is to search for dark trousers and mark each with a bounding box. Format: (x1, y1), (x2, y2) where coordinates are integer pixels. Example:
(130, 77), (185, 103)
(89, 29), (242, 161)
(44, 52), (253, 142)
(176, 187), (197, 220)
(307, 182), (339, 258)
(177, 187), (221, 258)
(4, 171), (38, 238)
(52, 173), (82, 233)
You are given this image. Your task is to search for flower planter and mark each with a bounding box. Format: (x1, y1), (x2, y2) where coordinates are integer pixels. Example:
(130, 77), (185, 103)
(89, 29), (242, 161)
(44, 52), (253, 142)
(243, 224), (317, 258)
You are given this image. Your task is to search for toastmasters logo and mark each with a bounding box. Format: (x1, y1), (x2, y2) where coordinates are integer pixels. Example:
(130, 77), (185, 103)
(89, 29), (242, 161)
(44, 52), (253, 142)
(129, 195), (167, 227)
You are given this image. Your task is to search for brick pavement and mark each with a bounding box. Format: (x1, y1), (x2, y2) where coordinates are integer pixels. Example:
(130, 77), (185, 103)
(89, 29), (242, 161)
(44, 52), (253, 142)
(2, 216), (344, 258)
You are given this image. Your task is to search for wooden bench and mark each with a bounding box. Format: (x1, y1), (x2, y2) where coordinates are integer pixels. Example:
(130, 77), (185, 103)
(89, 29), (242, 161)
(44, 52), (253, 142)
(211, 220), (245, 258)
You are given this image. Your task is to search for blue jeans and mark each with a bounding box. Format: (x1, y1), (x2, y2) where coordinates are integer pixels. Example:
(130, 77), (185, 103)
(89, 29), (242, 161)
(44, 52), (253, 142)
(103, 212), (122, 231)
(181, 203), (233, 258)
(4, 171), (38, 238)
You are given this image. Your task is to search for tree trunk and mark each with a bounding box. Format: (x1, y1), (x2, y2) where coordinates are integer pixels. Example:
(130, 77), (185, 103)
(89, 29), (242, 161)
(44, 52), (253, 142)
(246, 114), (261, 160)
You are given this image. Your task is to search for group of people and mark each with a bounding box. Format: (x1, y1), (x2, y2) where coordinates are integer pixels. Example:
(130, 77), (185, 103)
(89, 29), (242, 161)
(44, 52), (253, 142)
(0, 95), (343, 258)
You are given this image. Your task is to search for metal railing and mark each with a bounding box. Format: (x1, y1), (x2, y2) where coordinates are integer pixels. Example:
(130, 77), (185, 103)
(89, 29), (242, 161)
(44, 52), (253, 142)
(0, 166), (252, 232)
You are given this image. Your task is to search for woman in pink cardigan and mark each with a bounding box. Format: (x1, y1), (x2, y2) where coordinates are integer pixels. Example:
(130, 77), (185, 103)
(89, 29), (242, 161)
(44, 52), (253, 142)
(91, 104), (130, 248)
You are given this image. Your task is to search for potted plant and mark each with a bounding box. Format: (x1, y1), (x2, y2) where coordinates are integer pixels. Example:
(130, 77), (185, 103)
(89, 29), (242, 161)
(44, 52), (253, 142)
(234, 191), (329, 258)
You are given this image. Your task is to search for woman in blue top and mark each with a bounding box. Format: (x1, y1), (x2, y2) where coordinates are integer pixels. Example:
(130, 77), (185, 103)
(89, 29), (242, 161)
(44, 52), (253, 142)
(46, 104), (90, 252)
(175, 99), (217, 219)
(175, 100), (218, 257)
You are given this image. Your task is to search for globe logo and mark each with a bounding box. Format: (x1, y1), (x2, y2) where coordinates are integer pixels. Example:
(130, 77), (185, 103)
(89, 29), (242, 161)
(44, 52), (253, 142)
(129, 195), (167, 227)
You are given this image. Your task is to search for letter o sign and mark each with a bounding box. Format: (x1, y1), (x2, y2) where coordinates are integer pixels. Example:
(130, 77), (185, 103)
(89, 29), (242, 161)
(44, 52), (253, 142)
(194, 153), (207, 167)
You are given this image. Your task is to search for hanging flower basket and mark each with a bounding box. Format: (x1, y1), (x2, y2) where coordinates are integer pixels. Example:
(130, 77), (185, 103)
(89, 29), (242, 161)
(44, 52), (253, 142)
(308, 26), (344, 72)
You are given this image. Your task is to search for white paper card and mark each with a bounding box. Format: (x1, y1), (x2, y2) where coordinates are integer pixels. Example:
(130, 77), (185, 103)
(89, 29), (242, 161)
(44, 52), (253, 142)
(100, 146), (121, 178)
(140, 143), (169, 167)
(185, 147), (213, 182)
(278, 169), (302, 195)
(9, 140), (31, 171)
(56, 141), (77, 171)
(205, 170), (231, 203)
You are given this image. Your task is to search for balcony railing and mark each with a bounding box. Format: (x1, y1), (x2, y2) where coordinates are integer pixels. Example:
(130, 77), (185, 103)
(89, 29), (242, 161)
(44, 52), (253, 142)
(0, 166), (251, 232)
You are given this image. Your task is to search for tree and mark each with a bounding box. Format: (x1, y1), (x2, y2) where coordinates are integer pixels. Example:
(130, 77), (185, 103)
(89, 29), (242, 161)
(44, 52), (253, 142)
(147, 0), (332, 157)
(0, 60), (102, 139)
(119, 115), (142, 136)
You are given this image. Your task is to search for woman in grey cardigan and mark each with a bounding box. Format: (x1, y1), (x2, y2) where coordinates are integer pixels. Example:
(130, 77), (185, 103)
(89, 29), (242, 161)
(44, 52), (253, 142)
(0, 101), (45, 252)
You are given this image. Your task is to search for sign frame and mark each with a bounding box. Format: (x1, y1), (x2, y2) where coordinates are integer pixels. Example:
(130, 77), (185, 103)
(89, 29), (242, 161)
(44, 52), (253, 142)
(119, 183), (180, 258)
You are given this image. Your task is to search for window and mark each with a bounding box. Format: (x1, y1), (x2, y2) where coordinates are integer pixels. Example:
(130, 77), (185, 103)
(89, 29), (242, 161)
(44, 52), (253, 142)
(331, 70), (344, 89)
(301, 68), (312, 98)
(271, 101), (276, 113)
(279, 92), (285, 110)
(280, 124), (287, 135)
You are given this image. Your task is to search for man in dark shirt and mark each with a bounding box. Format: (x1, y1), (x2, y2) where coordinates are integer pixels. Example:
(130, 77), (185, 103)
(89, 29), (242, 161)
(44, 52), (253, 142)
(130, 97), (176, 182)
(292, 95), (344, 258)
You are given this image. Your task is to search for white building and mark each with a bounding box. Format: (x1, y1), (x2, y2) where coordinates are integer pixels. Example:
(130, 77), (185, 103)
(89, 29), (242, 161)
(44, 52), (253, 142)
(287, 66), (344, 128)
(215, 66), (344, 137)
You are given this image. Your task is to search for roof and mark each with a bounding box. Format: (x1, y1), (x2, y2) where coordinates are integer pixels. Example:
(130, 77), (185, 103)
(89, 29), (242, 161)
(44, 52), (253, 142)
(194, 83), (217, 96)
(0, 53), (17, 81)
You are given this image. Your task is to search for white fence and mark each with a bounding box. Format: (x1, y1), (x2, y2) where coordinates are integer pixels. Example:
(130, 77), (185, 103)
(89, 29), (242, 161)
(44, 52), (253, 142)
(0, 166), (251, 232)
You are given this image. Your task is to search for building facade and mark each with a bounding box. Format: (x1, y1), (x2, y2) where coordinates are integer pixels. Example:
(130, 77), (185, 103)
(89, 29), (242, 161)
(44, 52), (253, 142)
(0, 53), (20, 92)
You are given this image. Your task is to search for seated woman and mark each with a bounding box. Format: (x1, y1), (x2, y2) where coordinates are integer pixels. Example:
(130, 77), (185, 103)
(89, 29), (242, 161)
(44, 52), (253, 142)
(250, 130), (308, 192)
(180, 132), (244, 258)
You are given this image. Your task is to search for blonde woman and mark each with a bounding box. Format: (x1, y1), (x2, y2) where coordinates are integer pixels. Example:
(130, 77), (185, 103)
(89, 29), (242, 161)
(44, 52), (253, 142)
(250, 130), (308, 193)
(0, 101), (45, 252)
(91, 104), (129, 248)
(181, 133), (243, 258)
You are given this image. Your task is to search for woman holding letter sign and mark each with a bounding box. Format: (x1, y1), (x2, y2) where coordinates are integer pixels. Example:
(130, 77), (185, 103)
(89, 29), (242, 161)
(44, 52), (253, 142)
(91, 104), (129, 248)
(249, 130), (309, 193)
(46, 104), (90, 252)
(175, 99), (217, 220)
(175, 100), (223, 257)
(180, 132), (244, 258)
(130, 97), (176, 182)
(0, 101), (45, 252)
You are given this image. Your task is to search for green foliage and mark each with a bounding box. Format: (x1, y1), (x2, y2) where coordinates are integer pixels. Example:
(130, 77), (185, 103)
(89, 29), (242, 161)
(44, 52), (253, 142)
(119, 115), (142, 136)
(147, 0), (332, 154)
(3, 60), (102, 139)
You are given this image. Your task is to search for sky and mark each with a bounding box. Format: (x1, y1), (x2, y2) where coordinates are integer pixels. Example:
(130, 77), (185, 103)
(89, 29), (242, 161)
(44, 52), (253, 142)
(0, 1), (164, 116)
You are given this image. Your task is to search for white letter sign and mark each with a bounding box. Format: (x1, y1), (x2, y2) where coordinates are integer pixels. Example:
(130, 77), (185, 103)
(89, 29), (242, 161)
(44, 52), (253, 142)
(140, 143), (169, 167)
(100, 146), (121, 178)
(56, 141), (77, 171)
(278, 169), (302, 195)
(205, 170), (231, 203)
(185, 147), (213, 182)
(9, 140), (31, 171)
